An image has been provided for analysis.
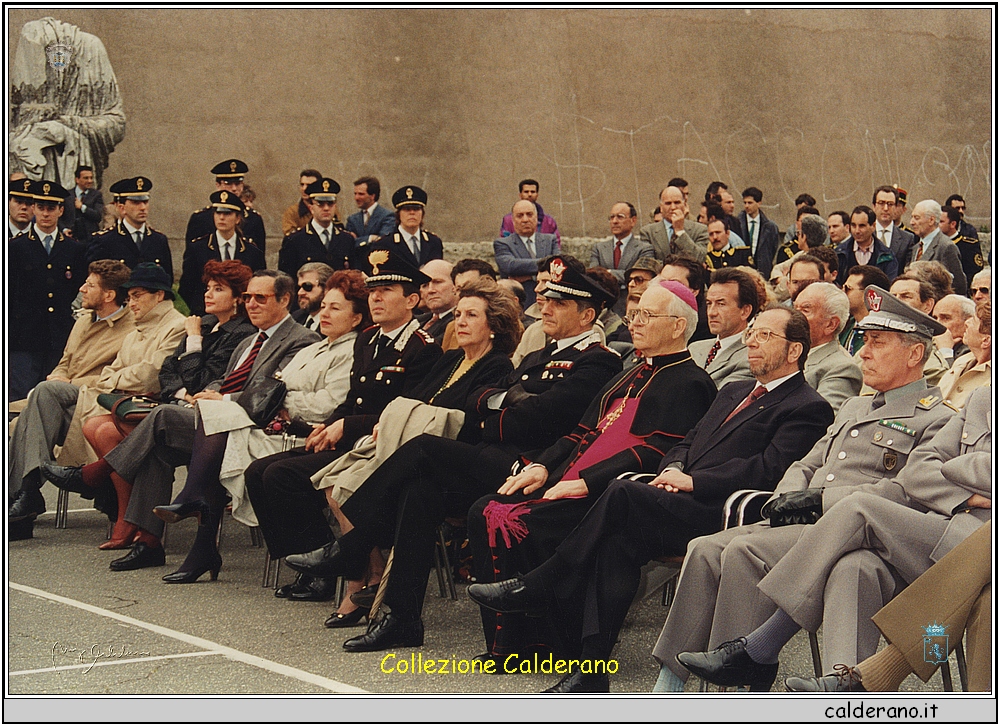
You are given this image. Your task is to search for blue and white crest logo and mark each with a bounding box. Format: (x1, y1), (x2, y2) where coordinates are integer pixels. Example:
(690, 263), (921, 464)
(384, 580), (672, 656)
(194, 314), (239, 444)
(922, 622), (948, 665)
(45, 42), (73, 69)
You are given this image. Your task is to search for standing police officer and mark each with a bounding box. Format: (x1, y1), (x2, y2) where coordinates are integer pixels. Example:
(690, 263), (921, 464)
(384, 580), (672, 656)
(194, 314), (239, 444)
(185, 159), (267, 253)
(277, 177), (355, 278)
(359, 185), (443, 272)
(8, 180), (88, 401)
(89, 177), (173, 279)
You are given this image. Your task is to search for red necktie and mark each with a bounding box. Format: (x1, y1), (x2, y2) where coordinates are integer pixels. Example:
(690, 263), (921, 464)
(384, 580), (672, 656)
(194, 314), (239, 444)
(915, 243), (924, 261)
(704, 339), (722, 366)
(724, 384), (767, 424)
(613, 240), (622, 269)
(219, 331), (267, 393)
(423, 313), (439, 331)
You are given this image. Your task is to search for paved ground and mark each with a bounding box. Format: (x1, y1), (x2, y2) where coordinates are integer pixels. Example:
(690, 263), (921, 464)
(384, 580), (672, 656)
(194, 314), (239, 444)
(7, 484), (977, 718)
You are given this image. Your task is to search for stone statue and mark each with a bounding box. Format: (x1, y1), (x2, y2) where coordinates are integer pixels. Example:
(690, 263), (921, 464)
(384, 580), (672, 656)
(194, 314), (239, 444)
(9, 17), (126, 189)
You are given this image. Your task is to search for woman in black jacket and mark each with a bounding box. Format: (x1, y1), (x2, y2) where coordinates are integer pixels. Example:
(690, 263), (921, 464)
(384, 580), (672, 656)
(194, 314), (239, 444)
(80, 260), (255, 549)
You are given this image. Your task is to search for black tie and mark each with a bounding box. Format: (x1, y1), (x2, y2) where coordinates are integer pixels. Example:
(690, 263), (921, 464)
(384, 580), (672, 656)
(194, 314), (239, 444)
(376, 334), (394, 358)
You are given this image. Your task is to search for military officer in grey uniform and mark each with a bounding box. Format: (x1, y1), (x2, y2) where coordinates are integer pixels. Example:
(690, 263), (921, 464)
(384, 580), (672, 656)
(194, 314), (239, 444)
(185, 159), (267, 253)
(652, 285), (955, 692)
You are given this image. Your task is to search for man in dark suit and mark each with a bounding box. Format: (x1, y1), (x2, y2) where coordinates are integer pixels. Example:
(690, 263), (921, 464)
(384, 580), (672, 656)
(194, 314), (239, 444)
(278, 177), (356, 278)
(8, 177), (34, 239)
(493, 199), (560, 308)
(469, 306), (834, 693)
(872, 185), (917, 273)
(43, 270), (320, 570)
(185, 159), (267, 253)
(907, 199), (967, 295)
(738, 187), (780, 281)
(179, 190), (266, 314)
(835, 206), (898, 285)
(59, 165), (104, 241)
(245, 250), (442, 599)
(88, 177), (173, 279)
(345, 176), (396, 246)
(358, 185), (443, 273)
(589, 202), (654, 316)
(416, 259), (458, 340)
(639, 185), (709, 263)
(282, 260), (622, 650)
(8, 180), (88, 402)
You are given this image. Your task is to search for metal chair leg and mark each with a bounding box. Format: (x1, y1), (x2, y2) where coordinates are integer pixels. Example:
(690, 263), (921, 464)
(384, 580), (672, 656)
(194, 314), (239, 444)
(955, 640), (968, 691)
(55, 487), (69, 529)
(436, 525), (457, 600)
(808, 631), (823, 678)
(262, 550), (280, 589)
(662, 574), (678, 609)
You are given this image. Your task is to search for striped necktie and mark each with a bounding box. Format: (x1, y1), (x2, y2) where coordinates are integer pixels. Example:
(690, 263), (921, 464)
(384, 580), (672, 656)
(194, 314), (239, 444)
(219, 331), (268, 393)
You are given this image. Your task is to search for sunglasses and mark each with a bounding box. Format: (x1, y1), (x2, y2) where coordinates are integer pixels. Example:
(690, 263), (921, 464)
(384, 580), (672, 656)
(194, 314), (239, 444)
(972, 286), (990, 296)
(241, 292), (277, 304)
(298, 282), (317, 292)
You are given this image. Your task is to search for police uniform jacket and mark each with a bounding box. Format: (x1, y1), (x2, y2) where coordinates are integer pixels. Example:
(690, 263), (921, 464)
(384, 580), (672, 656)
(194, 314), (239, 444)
(322, 318), (443, 445)
(360, 228), (444, 272)
(277, 221), (355, 278)
(954, 235), (985, 293)
(185, 205), (266, 253)
(179, 231), (267, 315)
(532, 351), (717, 499)
(706, 246), (753, 270)
(8, 226), (88, 353)
(472, 330), (622, 456)
(767, 381), (954, 512)
(88, 220), (174, 280)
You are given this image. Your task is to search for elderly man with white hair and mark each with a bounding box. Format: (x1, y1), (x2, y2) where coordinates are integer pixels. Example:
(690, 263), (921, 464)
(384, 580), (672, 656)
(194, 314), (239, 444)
(793, 282), (863, 412)
(932, 293), (976, 364)
(906, 199), (967, 295)
(970, 267), (991, 305)
(938, 299), (991, 409)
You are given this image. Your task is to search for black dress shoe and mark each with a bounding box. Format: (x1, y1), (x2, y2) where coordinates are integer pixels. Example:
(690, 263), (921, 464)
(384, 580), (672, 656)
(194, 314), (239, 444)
(324, 608), (367, 629)
(285, 541), (357, 579)
(9, 488), (47, 521)
(9, 517), (35, 541)
(349, 584), (379, 610)
(342, 614), (424, 652)
(152, 499), (210, 525)
(543, 671), (610, 693)
(275, 573), (313, 598)
(785, 664), (866, 692)
(109, 542), (166, 571)
(289, 576), (338, 601)
(676, 638), (778, 691)
(40, 463), (95, 499)
(467, 577), (545, 615)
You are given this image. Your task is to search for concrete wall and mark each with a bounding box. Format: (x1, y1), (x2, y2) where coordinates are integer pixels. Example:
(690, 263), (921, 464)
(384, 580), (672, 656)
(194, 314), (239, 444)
(9, 8), (994, 262)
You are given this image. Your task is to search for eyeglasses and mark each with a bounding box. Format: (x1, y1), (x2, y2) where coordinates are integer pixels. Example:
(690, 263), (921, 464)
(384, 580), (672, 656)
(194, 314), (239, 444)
(623, 310), (680, 326)
(628, 275), (650, 285)
(127, 290), (152, 302)
(298, 282), (317, 292)
(873, 200), (896, 207)
(742, 328), (788, 344)
(241, 292), (277, 304)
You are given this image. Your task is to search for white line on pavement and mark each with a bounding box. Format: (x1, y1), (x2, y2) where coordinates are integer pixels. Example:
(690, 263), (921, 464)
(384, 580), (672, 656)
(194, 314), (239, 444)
(9, 583), (367, 693)
(11, 651), (222, 676)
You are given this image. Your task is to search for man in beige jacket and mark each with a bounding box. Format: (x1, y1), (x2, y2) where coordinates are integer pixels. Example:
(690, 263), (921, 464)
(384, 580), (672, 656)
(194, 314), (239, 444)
(9, 260), (134, 527)
(9, 263), (183, 531)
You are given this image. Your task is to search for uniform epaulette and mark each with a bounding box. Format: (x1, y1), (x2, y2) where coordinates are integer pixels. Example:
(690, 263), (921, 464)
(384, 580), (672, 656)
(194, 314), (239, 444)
(94, 227), (111, 236)
(943, 400), (961, 412)
(917, 393), (942, 409)
(191, 232), (213, 245)
(414, 328), (435, 344)
(362, 323), (380, 334)
(860, 390), (876, 396)
(194, 205), (211, 213)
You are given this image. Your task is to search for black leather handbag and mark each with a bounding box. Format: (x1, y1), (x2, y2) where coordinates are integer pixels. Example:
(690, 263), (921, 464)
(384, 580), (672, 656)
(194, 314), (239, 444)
(237, 376), (287, 427)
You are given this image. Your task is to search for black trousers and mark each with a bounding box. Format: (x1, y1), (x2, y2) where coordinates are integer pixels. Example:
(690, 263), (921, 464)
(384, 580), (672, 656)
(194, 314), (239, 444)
(523, 478), (701, 660)
(244, 447), (346, 560)
(338, 434), (517, 619)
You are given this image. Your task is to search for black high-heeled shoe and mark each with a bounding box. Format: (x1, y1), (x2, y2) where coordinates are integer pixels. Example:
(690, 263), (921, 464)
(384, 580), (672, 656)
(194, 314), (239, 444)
(324, 608), (367, 628)
(162, 553), (222, 584)
(153, 499), (210, 525)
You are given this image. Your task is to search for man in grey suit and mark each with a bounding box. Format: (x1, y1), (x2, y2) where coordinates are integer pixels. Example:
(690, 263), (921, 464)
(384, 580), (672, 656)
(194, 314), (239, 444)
(590, 202), (654, 316)
(60, 165), (105, 240)
(639, 186), (709, 263)
(44, 270), (320, 570)
(493, 199), (559, 308)
(688, 268), (757, 388)
(681, 384), (988, 692)
(793, 282), (863, 412)
(906, 199), (968, 296)
(345, 176), (396, 246)
(872, 186), (917, 274)
(653, 286), (953, 692)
